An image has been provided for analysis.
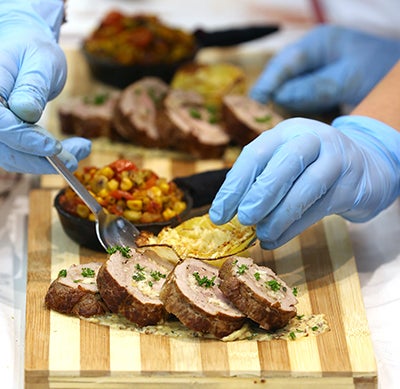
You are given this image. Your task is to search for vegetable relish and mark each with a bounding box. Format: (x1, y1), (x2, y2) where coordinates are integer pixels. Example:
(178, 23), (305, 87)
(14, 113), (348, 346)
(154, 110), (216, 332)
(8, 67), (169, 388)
(83, 11), (196, 65)
(59, 159), (187, 224)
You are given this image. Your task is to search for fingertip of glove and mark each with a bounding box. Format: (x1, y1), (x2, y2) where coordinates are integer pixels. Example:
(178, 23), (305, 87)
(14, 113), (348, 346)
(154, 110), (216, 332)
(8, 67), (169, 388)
(208, 207), (224, 225)
(9, 95), (43, 123)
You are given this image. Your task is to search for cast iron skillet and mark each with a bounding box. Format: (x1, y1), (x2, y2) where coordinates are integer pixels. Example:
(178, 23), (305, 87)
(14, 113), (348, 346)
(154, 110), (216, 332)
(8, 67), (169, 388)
(54, 188), (193, 252)
(54, 168), (229, 251)
(82, 25), (279, 88)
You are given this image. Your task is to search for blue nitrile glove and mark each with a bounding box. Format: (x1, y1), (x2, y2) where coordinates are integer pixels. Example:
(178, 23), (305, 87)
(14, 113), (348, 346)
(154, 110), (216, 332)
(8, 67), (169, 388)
(0, 103), (91, 174)
(209, 116), (400, 249)
(249, 25), (400, 114)
(0, 0), (92, 173)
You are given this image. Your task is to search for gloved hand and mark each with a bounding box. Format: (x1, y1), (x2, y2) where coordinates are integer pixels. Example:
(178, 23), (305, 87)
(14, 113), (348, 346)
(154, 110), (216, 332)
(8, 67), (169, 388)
(209, 116), (400, 249)
(0, 104), (91, 174)
(249, 25), (400, 114)
(0, 0), (92, 173)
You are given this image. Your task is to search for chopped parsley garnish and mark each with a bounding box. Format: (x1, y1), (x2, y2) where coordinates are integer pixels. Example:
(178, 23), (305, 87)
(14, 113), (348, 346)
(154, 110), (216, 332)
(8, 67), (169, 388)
(265, 279), (281, 292)
(206, 105), (219, 124)
(311, 326), (319, 331)
(132, 263), (146, 281)
(107, 245), (132, 258)
(148, 87), (163, 105)
(254, 114), (272, 123)
(189, 108), (202, 119)
(148, 281), (153, 288)
(81, 267), (95, 278)
(292, 287), (298, 296)
(236, 264), (249, 275)
(58, 269), (67, 278)
(289, 331), (296, 340)
(254, 272), (261, 281)
(132, 272), (146, 282)
(84, 93), (109, 105)
(193, 272), (216, 288)
(296, 314), (304, 320)
(150, 270), (166, 281)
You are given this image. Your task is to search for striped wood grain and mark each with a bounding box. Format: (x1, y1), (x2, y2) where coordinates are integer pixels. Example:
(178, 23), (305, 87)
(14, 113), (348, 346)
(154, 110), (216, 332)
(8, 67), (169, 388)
(25, 177), (377, 387)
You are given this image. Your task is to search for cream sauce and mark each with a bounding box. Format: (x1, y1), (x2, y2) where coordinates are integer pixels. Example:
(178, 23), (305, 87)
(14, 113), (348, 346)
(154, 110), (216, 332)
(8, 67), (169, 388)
(85, 312), (329, 342)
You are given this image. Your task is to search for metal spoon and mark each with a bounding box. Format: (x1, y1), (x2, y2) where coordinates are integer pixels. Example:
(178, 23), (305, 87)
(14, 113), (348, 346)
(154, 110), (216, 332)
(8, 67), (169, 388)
(47, 155), (140, 251)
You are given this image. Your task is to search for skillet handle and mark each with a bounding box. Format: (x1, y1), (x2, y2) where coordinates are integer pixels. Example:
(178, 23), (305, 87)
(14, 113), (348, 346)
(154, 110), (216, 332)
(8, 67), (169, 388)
(173, 168), (230, 208)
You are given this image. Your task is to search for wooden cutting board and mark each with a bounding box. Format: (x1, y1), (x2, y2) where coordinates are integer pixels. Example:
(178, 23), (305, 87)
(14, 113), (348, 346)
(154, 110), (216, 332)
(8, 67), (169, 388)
(25, 186), (377, 388)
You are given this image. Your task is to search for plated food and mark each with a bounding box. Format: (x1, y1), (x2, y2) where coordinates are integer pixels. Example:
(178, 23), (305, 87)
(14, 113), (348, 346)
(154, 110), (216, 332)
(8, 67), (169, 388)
(45, 246), (325, 341)
(58, 159), (187, 224)
(82, 12), (197, 87)
(59, 75), (282, 158)
(170, 62), (247, 108)
(55, 159), (191, 250)
(84, 12), (196, 66)
(136, 214), (256, 261)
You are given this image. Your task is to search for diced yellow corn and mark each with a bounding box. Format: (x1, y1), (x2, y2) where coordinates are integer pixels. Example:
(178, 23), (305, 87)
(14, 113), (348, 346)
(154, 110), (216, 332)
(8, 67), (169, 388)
(173, 201), (186, 214)
(149, 186), (162, 199)
(126, 199), (143, 211)
(159, 181), (170, 194)
(162, 208), (177, 220)
(97, 188), (109, 198)
(123, 209), (142, 222)
(120, 177), (133, 191)
(99, 166), (115, 179)
(107, 179), (119, 191)
(76, 204), (90, 219)
(88, 213), (96, 221)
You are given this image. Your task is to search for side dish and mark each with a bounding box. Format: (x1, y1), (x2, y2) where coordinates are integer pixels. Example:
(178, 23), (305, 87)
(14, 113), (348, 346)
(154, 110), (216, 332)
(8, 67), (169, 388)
(58, 159), (187, 224)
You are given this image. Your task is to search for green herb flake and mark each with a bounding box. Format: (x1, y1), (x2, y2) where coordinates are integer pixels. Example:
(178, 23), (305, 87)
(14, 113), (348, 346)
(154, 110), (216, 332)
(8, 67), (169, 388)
(132, 272), (146, 282)
(58, 269), (67, 278)
(84, 93), (109, 106)
(236, 264), (249, 275)
(132, 263), (146, 282)
(193, 272), (216, 288)
(296, 314), (304, 320)
(150, 270), (166, 281)
(81, 267), (95, 278)
(107, 245), (132, 258)
(254, 272), (261, 281)
(289, 331), (296, 340)
(148, 87), (163, 105)
(311, 326), (319, 331)
(73, 279), (83, 283)
(189, 108), (202, 119)
(292, 287), (298, 296)
(254, 114), (272, 123)
(265, 279), (281, 292)
(148, 281), (153, 288)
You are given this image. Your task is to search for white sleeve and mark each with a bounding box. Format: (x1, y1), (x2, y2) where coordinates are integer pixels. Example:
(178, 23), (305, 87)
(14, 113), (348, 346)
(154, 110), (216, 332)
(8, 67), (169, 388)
(318, 0), (400, 38)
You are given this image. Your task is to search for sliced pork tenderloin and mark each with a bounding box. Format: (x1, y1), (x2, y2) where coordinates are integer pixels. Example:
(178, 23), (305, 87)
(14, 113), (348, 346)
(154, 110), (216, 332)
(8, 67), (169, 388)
(222, 94), (282, 146)
(97, 248), (173, 326)
(58, 91), (120, 139)
(219, 256), (298, 331)
(162, 89), (230, 159)
(45, 262), (108, 318)
(159, 259), (246, 338)
(112, 77), (170, 148)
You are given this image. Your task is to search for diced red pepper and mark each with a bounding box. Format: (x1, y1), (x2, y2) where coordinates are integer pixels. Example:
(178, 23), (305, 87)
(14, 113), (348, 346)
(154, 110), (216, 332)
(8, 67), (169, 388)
(109, 189), (134, 200)
(109, 159), (138, 173)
